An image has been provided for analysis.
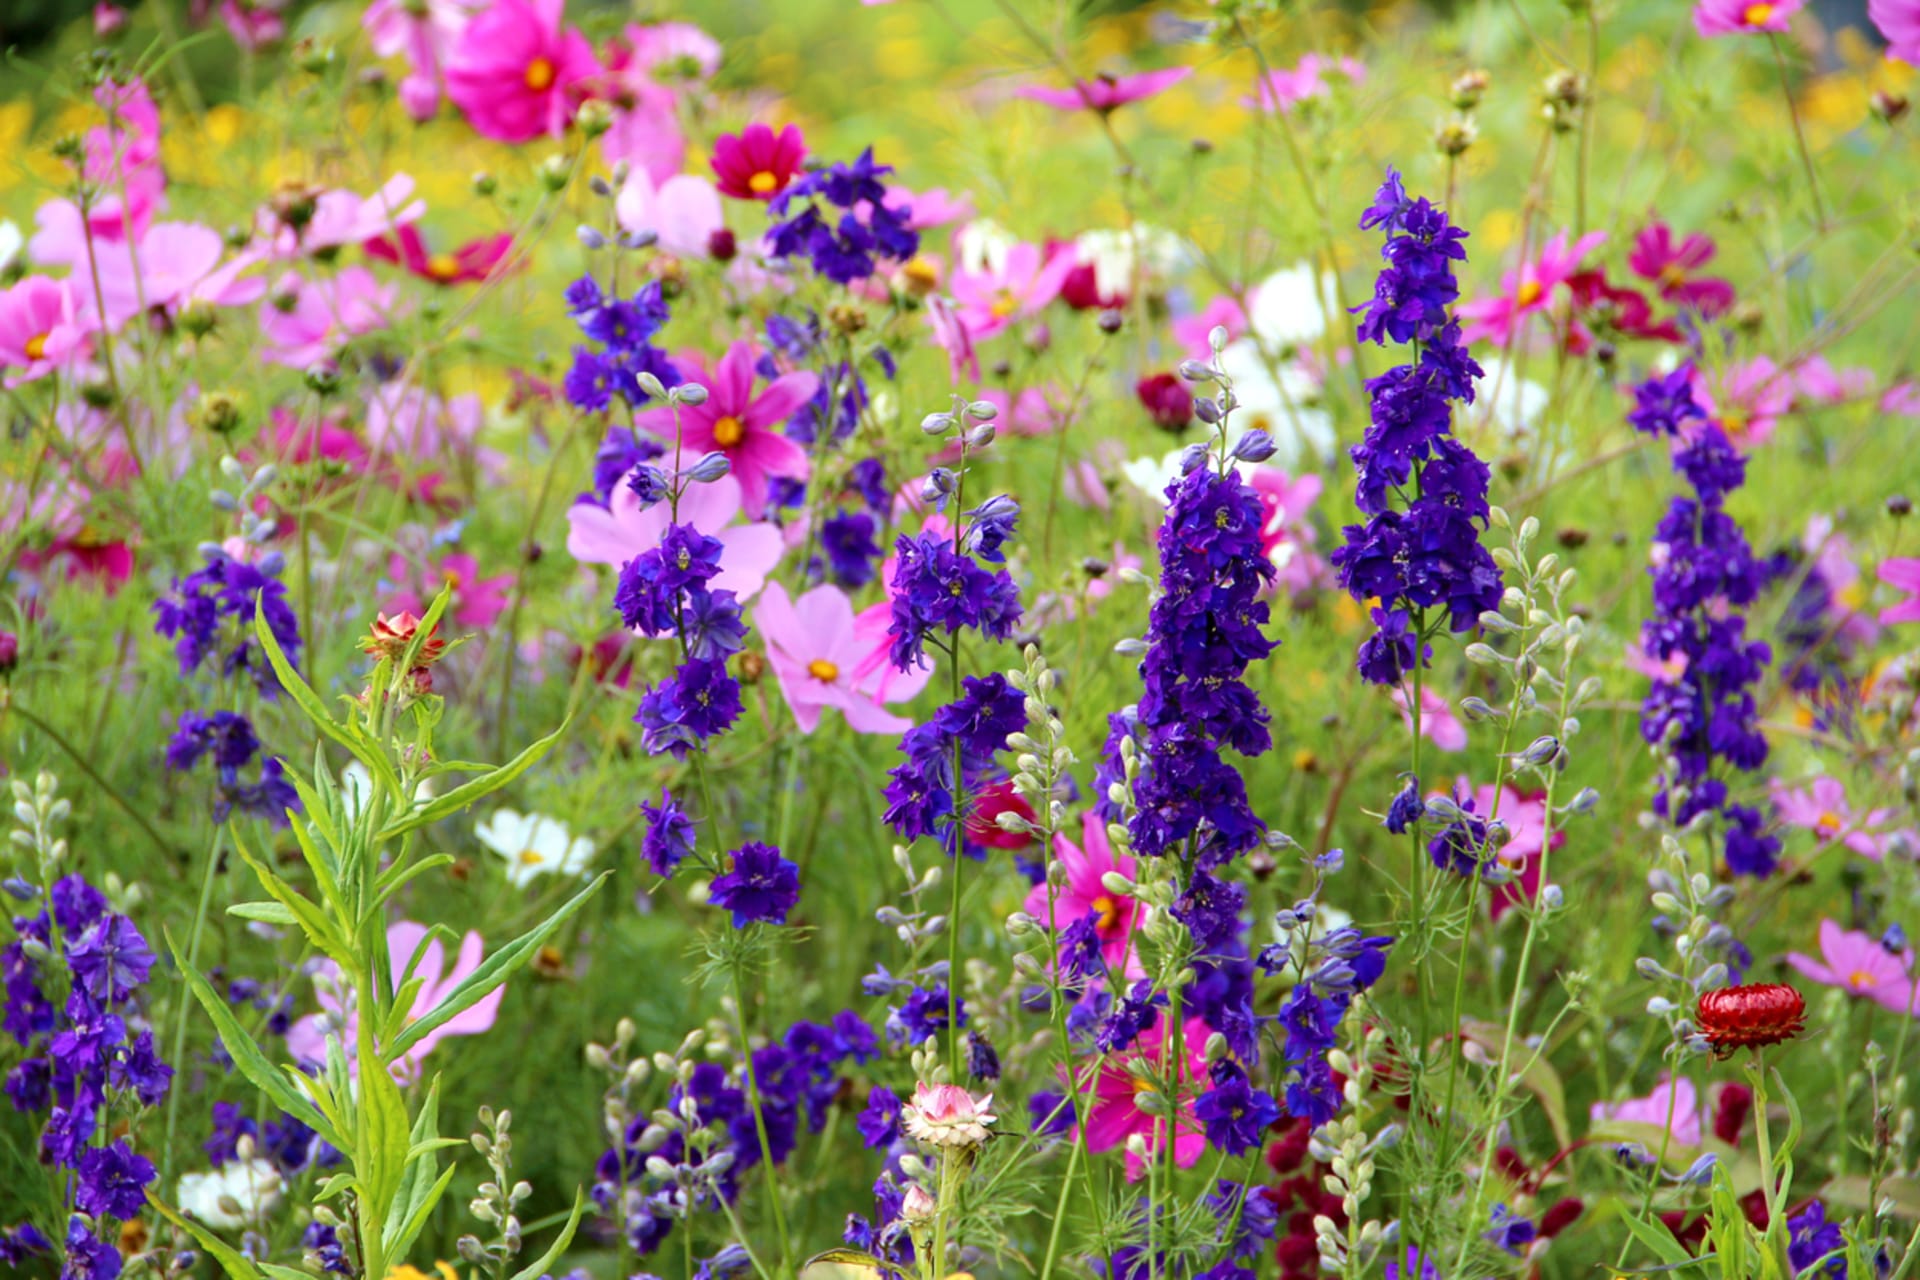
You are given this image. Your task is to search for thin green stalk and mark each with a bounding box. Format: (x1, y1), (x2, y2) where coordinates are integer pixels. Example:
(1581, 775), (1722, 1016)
(1769, 35), (1828, 226)
(159, 825), (226, 1187)
(732, 968), (794, 1276)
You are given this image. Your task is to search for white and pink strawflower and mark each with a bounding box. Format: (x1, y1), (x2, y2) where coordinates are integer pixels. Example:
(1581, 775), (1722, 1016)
(902, 1082), (997, 1150)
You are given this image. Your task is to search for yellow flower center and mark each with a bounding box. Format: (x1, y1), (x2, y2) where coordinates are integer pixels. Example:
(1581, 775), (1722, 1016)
(442, 568), (465, 587)
(712, 415), (746, 447)
(989, 290), (1019, 319)
(426, 252), (461, 281)
(1092, 894), (1123, 937)
(518, 849), (545, 866)
(901, 255), (940, 292)
(1658, 263), (1688, 289)
(1815, 810), (1845, 839)
(1743, 2), (1774, 25)
(748, 170), (779, 195)
(524, 57), (556, 91)
(807, 658), (839, 682)
(1720, 410), (1749, 436)
(1515, 280), (1545, 307)
(24, 333), (48, 361)
(1849, 969), (1879, 989)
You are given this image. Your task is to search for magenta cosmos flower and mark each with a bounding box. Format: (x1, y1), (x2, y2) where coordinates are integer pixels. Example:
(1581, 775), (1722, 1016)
(1589, 1077), (1702, 1145)
(1879, 557), (1920, 625)
(753, 582), (930, 734)
(638, 343), (816, 518)
(1015, 66), (1192, 113)
(89, 222), (265, 328)
(710, 122), (807, 202)
(1628, 223), (1735, 317)
(1695, 0), (1803, 36)
(566, 470), (784, 601)
(364, 0), (476, 120)
(1787, 919), (1919, 1015)
(386, 551), (514, 629)
(1076, 1015), (1208, 1180)
(1458, 230), (1607, 346)
(366, 225), (514, 286)
(1248, 466), (1327, 595)
(258, 268), (399, 369)
(948, 242), (1074, 342)
(1022, 812), (1144, 976)
(1394, 687), (1467, 753)
(1688, 357), (1795, 445)
(285, 921), (505, 1084)
(1771, 775), (1894, 858)
(444, 0), (598, 143)
(1243, 53), (1365, 113)
(1871, 0), (1920, 63)
(0, 277), (93, 387)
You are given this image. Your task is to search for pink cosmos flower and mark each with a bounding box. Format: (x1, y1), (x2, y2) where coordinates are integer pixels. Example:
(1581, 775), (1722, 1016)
(1791, 355), (1874, 405)
(637, 342), (816, 517)
(1247, 467), (1327, 595)
(89, 222), (265, 326)
(365, 226), (514, 286)
(1625, 639), (1689, 682)
(596, 67), (686, 188)
(444, 0), (599, 143)
(948, 241), (1074, 342)
(284, 921), (505, 1084)
(1787, 919), (1919, 1015)
(1077, 1015), (1209, 1181)
(1476, 782), (1560, 922)
(1458, 231), (1607, 346)
(259, 174), (427, 259)
(1394, 687), (1467, 752)
(886, 186), (973, 231)
(1871, 0), (1920, 63)
(364, 0), (476, 119)
(386, 551), (514, 629)
(926, 295), (979, 384)
(1023, 812), (1144, 976)
(710, 123), (807, 202)
(1627, 224), (1735, 317)
(258, 268), (399, 368)
(1689, 357), (1795, 445)
(753, 582), (931, 734)
(1885, 382), (1920, 416)
(1172, 295), (1247, 362)
(1244, 54), (1365, 113)
(35, 78), (165, 251)
(565, 471), (784, 602)
(1016, 67), (1192, 113)
(617, 174), (725, 259)
(971, 386), (1064, 438)
(220, 0), (286, 48)
(0, 277), (93, 387)
(1771, 775), (1894, 858)
(1695, 0), (1803, 36)
(1880, 557), (1920, 625)
(612, 21), (722, 82)
(1590, 1077), (1702, 1146)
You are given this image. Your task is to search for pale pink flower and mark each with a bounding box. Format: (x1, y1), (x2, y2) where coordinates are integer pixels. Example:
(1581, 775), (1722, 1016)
(1016, 67), (1192, 113)
(386, 551), (514, 629)
(1771, 775), (1894, 858)
(948, 241), (1073, 341)
(1790, 355), (1873, 405)
(635, 342), (815, 518)
(1873, 0), (1920, 64)
(1884, 382), (1920, 416)
(364, 0), (477, 121)
(971, 386), (1064, 437)
(614, 21), (722, 81)
(262, 174), (427, 258)
(0, 277), (93, 386)
(1458, 230), (1607, 345)
(285, 921), (505, 1084)
(444, 0), (600, 142)
(926, 295), (979, 384)
(1881, 557), (1920, 625)
(754, 582), (931, 734)
(598, 73), (686, 189)
(565, 471), (784, 602)
(902, 1082), (997, 1150)
(1624, 639), (1688, 682)
(1689, 356), (1795, 445)
(1590, 1077), (1702, 1146)
(885, 185), (973, 231)
(1023, 812), (1143, 976)
(1395, 687), (1466, 752)
(1244, 53), (1365, 113)
(258, 268), (399, 368)
(90, 222), (265, 326)
(1695, 0), (1803, 36)
(1247, 466), (1327, 594)
(1077, 1016), (1208, 1181)
(616, 173), (725, 259)
(1172, 295), (1247, 362)
(220, 0), (286, 48)
(1787, 919), (1919, 1015)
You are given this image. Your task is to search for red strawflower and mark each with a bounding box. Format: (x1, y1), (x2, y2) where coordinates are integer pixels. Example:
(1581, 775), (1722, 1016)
(1696, 983), (1805, 1056)
(363, 611), (447, 666)
(710, 122), (806, 202)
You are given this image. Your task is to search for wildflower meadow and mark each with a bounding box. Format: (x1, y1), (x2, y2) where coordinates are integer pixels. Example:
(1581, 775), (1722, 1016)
(3, 0), (1920, 1278)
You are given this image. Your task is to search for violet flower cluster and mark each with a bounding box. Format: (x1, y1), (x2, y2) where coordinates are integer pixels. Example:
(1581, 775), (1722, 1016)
(152, 548), (303, 696)
(1630, 365), (1780, 876)
(3, 874), (170, 1279)
(765, 150), (918, 285)
(165, 708), (300, 827)
(563, 275), (680, 415)
(614, 512), (747, 759)
(1333, 168), (1503, 684)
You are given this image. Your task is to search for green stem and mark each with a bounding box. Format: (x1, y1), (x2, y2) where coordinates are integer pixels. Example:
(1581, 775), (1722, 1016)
(732, 966), (793, 1276)
(1769, 35), (1828, 226)
(159, 825), (226, 1188)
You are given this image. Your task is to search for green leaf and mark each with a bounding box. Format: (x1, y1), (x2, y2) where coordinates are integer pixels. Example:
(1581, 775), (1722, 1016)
(1460, 1017), (1571, 1147)
(168, 931), (340, 1146)
(1620, 1207), (1707, 1271)
(505, 1189), (588, 1280)
(388, 872), (608, 1058)
(801, 1248), (912, 1280)
(357, 1029), (413, 1215)
(227, 902), (297, 925)
(378, 719), (571, 840)
(147, 1193), (265, 1280)
(253, 595), (403, 801)
(382, 1078), (451, 1258)
(229, 826), (347, 961)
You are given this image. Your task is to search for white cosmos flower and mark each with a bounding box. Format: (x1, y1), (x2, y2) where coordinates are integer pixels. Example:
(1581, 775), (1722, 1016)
(953, 218), (1019, 276)
(177, 1159), (283, 1230)
(1248, 262), (1335, 349)
(1073, 225), (1186, 297)
(1470, 356), (1551, 439)
(0, 222), (22, 275)
(1219, 339), (1336, 469)
(475, 809), (596, 887)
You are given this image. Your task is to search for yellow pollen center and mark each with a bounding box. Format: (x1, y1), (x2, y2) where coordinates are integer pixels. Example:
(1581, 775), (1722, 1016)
(902, 256), (939, 290)
(518, 849), (544, 865)
(1515, 280), (1545, 307)
(807, 658), (839, 681)
(712, 415), (746, 448)
(524, 57), (556, 91)
(1658, 263), (1688, 289)
(1816, 811), (1845, 839)
(747, 171), (779, 195)
(24, 333), (48, 361)
(990, 291), (1019, 319)
(1721, 411), (1749, 436)
(1092, 894), (1123, 937)
(1743, 2), (1774, 24)
(1850, 969), (1880, 989)
(1130, 1076), (1156, 1099)
(442, 568), (464, 587)
(426, 252), (461, 280)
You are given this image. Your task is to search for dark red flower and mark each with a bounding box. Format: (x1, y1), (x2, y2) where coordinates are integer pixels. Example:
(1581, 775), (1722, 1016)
(1135, 372), (1194, 432)
(1712, 1081), (1754, 1145)
(1696, 983), (1805, 1055)
(1539, 1197), (1584, 1238)
(0, 631), (17, 674)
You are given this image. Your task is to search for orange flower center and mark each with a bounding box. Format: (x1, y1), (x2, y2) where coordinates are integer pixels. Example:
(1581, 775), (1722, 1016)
(1815, 810), (1845, 839)
(1515, 280), (1545, 307)
(524, 57), (556, 91)
(518, 848), (545, 865)
(712, 415), (746, 447)
(1743, 2), (1774, 25)
(1658, 263), (1688, 289)
(1849, 969), (1879, 989)
(426, 252), (461, 281)
(990, 290), (1020, 319)
(900, 255), (940, 292)
(1720, 410), (1749, 436)
(1092, 894), (1123, 937)
(24, 333), (48, 361)
(747, 170), (779, 195)
(807, 658), (839, 682)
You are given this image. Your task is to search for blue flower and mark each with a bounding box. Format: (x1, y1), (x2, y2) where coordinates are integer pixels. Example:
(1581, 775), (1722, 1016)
(1193, 1059), (1280, 1156)
(74, 1140), (156, 1221)
(639, 789), (697, 878)
(707, 843), (800, 927)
